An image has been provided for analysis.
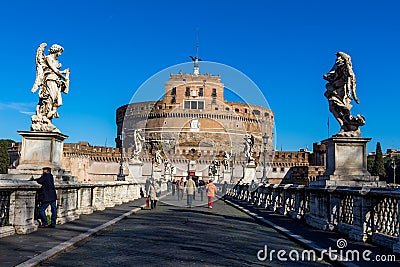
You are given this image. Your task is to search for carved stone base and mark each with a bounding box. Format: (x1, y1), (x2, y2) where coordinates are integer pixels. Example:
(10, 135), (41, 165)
(240, 163), (257, 184)
(305, 214), (335, 231)
(311, 137), (386, 188)
(349, 228), (368, 242)
(127, 160), (144, 183)
(6, 131), (68, 179)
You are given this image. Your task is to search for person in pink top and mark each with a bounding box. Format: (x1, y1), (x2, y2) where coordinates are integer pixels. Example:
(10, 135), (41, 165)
(206, 179), (218, 209)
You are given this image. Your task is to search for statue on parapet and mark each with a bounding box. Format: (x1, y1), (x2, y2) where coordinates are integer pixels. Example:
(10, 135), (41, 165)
(223, 151), (230, 170)
(154, 150), (163, 168)
(323, 52), (365, 137)
(132, 129), (145, 161)
(244, 134), (255, 163)
(31, 43), (70, 132)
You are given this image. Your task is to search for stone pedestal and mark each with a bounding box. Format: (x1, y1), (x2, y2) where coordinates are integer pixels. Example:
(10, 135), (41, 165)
(240, 162), (257, 184)
(7, 131), (68, 179)
(153, 168), (162, 180)
(311, 137), (385, 188)
(127, 159), (144, 183)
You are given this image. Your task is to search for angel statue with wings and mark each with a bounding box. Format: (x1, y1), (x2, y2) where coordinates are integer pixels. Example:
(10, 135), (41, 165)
(244, 134), (255, 163)
(31, 43), (70, 132)
(323, 52), (365, 137)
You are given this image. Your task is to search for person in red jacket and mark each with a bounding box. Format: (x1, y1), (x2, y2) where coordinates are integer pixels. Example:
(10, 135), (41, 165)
(35, 167), (57, 228)
(206, 179), (218, 209)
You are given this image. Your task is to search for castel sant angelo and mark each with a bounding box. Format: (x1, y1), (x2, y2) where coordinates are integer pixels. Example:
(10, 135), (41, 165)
(116, 57), (274, 182)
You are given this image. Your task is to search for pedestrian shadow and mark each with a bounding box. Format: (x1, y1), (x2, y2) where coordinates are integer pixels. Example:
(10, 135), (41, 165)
(168, 208), (255, 224)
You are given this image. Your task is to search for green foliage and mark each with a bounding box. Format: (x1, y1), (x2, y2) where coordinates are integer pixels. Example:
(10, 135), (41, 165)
(0, 139), (14, 174)
(371, 142), (386, 180)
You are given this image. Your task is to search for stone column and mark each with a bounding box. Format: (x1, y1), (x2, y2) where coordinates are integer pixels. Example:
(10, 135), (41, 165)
(12, 190), (38, 234)
(92, 186), (105, 211)
(56, 187), (79, 224)
(77, 186), (94, 215)
(349, 195), (371, 242)
(393, 199), (400, 254)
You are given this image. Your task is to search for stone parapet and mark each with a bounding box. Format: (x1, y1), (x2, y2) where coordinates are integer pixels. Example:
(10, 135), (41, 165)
(227, 183), (400, 254)
(0, 180), (140, 238)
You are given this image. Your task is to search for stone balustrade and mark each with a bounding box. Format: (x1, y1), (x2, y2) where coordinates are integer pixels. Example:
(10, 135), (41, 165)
(227, 183), (400, 254)
(0, 180), (140, 238)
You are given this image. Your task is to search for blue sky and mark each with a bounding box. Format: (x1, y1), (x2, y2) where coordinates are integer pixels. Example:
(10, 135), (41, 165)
(0, 0), (399, 153)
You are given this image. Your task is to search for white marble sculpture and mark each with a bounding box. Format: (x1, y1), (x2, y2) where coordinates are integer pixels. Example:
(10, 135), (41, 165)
(190, 117), (200, 132)
(154, 150), (163, 168)
(132, 129), (145, 161)
(223, 151), (230, 170)
(244, 134), (255, 163)
(31, 43), (70, 132)
(323, 52), (365, 137)
(164, 159), (172, 174)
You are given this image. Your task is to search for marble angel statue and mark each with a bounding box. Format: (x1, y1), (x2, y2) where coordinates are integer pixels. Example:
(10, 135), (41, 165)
(323, 52), (365, 137)
(31, 43), (70, 132)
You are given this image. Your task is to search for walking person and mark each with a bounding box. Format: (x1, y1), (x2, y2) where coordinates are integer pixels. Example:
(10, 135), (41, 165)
(34, 167), (57, 228)
(206, 179), (218, 209)
(147, 180), (159, 209)
(198, 179), (205, 201)
(171, 179), (176, 196)
(178, 177), (185, 200)
(185, 177), (197, 207)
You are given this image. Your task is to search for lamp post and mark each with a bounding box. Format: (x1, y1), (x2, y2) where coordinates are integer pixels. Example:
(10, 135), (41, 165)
(390, 159), (397, 185)
(262, 133), (269, 183)
(117, 131), (125, 181)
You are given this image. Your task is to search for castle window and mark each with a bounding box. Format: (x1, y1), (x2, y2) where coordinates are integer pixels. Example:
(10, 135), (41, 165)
(281, 167), (285, 172)
(225, 107), (230, 112)
(215, 107), (219, 111)
(212, 97), (216, 104)
(171, 87), (176, 95)
(171, 96), (176, 104)
(235, 108), (240, 113)
(264, 112), (269, 118)
(272, 168), (277, 172)
(198, 101), (204, 109)
(244, 108), (248, 113)
(212, 88), (217, 97)
(185, 87), (190, 96)
(199, 88), (203, 96)
(158, 105), (162, 110)
(252, 110), (260, 116)
(183, 100), (205, 110)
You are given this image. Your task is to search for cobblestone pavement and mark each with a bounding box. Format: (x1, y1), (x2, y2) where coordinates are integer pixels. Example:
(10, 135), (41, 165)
(42, 194), (329, 267)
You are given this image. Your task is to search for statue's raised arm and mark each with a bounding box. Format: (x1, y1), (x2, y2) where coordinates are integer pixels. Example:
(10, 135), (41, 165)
(31, 43), (70, 132)
(323, 52), (365, 137)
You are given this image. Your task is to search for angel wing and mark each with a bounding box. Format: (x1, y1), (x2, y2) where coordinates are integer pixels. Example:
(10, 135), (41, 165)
(30, 43), (47, 93)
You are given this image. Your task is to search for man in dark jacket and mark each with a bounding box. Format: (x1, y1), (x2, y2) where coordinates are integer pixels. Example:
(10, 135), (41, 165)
(35, 167), (57, 228)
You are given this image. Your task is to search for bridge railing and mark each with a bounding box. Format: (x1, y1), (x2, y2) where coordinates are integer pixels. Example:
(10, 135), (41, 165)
(0, 180), (140, 238)
(227, 183), (400, 254)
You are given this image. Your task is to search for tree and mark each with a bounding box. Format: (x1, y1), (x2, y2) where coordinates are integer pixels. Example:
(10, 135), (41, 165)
(371, 142), (386, 180)
(0, 139), (14, 174)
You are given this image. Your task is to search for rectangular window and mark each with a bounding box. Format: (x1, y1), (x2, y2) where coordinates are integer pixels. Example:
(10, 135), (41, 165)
(171, 87), (176, 95)
(184, 101), (190, 109)
(183, 100), (205, 110)
(199, 88), (203, 96)
(212, 88), (217, 97)
(185, 87), (190, 96)
(198, 101), (204, 109)
(171, 96), (176, 104)
(212, 97), (216, 104)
